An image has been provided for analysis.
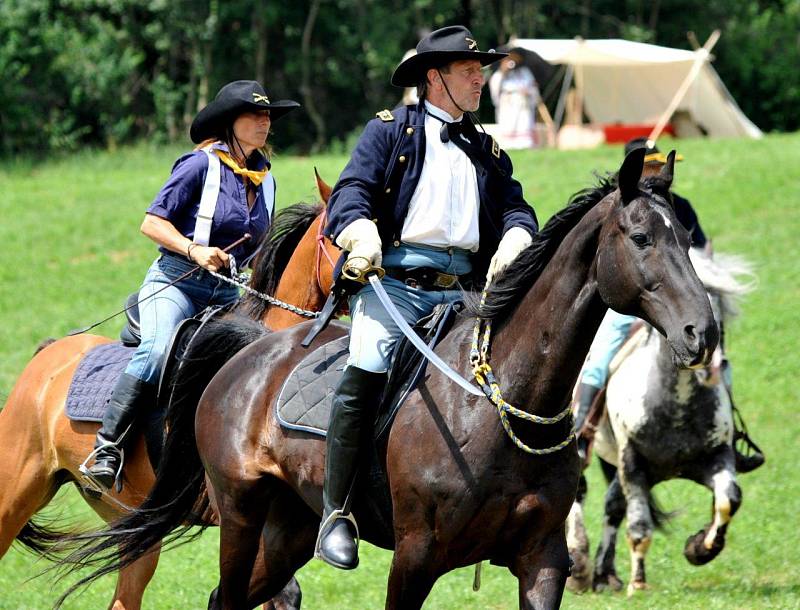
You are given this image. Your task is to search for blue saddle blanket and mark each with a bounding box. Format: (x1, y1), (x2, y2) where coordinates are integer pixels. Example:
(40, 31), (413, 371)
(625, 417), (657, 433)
(65, 342), (136, 422)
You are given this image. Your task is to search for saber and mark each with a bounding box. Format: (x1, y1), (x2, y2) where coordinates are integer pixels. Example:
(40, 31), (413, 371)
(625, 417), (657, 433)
(368, 274), (482, 396)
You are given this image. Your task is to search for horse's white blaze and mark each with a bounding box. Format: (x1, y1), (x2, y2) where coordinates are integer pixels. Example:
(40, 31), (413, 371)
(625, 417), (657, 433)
(704, 470), (736, 549)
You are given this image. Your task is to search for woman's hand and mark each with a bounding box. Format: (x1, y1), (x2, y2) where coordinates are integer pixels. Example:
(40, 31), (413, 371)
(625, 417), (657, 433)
(188, 244), (230, 271)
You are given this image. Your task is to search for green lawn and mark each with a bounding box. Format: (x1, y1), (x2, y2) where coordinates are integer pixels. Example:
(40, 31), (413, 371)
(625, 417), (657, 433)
(0, 133), (798, 609)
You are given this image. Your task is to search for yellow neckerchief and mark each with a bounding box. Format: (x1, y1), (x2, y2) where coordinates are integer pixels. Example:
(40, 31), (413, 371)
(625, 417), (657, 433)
(214, 149), (268, 186)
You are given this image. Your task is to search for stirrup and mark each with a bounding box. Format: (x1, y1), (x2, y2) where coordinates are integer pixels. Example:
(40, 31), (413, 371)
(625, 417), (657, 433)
(731, 405), (765, 473)
(78, 442), (126, 494)
(314, 509), (360, 563)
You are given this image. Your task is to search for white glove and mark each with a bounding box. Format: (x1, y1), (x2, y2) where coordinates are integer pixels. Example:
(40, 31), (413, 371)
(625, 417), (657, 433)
(335, 218), (383, 276)
(486, 227), (533, 285)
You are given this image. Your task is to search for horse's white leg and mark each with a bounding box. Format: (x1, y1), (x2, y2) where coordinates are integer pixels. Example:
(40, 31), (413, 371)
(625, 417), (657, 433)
(684, 460), (741, 565)
(592, 466), (625, 592)
(565, 476), (592, 593)
(618, 443), (653, 595)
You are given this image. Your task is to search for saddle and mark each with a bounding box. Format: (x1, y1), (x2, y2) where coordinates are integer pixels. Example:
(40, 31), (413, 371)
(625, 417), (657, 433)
(276, 302), (459, 544)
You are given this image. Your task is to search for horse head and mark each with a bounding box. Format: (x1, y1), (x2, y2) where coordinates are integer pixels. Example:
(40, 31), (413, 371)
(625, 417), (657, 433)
(596, 148), (718, 369)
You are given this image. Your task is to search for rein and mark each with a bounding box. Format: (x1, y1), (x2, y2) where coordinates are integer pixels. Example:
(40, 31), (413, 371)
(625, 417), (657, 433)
(471, 292), (575, 456)
(315, 209), (337, 294)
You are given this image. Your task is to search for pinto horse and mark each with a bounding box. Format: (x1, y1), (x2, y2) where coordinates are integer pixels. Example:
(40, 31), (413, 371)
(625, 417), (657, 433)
(55, 149), (718, 609)
(566, 251), (756, 595)
(0, 179), (338, 610)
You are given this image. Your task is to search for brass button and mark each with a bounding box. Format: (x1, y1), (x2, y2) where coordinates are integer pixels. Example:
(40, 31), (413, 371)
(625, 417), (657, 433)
(385, 187), (391, 194)
(406, 127), (414, 135)
(393, 240), (401, 247)
(398, 155), (406, 163)
(372, 217), (378, 223)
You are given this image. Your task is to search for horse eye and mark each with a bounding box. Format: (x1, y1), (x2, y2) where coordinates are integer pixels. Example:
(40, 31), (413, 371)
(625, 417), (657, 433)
(631, 233), (650, 248)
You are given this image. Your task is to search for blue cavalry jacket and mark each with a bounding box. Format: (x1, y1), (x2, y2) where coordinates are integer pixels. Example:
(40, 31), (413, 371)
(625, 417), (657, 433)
(325, 101), (539, 280)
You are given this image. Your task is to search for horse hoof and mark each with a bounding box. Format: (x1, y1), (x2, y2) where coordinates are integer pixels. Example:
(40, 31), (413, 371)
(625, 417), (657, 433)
(593, 573), (623, 593)
(627, 580), (649, 596)
(684, 528), (724, 565)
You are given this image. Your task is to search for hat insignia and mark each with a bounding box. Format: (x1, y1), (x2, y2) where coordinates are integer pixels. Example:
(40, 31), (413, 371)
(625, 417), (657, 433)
(252, 93), (270, 104)
(465, 37), (478, 50)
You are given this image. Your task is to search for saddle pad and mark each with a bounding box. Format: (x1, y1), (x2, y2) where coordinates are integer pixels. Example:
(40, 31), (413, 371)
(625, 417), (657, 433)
(275, 336), (350, 436)
(65, 342), (136, 422)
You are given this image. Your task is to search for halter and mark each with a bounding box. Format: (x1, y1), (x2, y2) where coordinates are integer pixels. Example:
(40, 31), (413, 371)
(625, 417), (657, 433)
(470, 291), (575, 455)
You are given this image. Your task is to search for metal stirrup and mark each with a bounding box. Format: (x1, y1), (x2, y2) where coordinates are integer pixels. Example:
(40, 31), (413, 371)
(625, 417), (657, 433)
(314, 509), (361, 560)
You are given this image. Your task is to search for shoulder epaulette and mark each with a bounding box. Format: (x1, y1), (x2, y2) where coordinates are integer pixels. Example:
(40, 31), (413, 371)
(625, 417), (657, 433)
(490, 136), (501, 159)
(376, 109), (395, 122)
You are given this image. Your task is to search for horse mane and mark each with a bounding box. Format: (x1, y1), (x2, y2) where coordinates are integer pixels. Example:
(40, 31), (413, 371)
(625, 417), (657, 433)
(238, 202), (323, 319)
(479, 174), (617, 321)
(689, 249), (757, 322)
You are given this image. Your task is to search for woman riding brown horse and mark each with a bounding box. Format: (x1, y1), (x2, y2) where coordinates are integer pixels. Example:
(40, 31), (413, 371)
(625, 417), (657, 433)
(0, 188), (338, 610)
(55, 149), (718, 609)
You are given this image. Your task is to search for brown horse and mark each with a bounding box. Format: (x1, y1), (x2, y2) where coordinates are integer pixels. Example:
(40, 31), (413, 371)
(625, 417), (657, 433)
(55, 149), (718, 609)
(0, 180), (338, 609)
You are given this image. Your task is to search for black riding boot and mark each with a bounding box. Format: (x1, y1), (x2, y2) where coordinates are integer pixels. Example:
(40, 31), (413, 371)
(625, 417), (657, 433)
(574, 382), (602, 462)
(317, 366), (386, 570)
(84, 373), (154, 491)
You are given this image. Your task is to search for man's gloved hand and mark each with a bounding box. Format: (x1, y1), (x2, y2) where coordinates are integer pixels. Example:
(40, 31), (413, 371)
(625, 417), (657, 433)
(335, 218), (383, 278)
(486, 227), (533, 285)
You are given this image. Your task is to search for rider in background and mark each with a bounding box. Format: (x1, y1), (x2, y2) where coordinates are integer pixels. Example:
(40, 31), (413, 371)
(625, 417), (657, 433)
(573, 137), (764, 473)
(84, 80), (299, 491)
(317, 25), (538, 570)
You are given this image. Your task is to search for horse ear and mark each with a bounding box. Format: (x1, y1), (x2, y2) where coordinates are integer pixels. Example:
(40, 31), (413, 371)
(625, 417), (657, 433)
(659, 150), (676, 189)
(619, 147), (645, 205)
(314, 167), (332, 203)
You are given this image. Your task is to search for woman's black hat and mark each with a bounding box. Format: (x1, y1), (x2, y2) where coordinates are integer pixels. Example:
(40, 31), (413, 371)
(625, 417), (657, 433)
(190, 80), (300, 143)
(391, 26), (507, 87)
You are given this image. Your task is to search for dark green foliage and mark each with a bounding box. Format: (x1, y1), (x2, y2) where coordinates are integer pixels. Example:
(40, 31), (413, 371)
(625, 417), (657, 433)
(0, 0), (797, 156)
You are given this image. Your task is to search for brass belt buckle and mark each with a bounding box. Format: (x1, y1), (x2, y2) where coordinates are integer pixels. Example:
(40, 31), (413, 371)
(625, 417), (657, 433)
(434, 272), (458, 289)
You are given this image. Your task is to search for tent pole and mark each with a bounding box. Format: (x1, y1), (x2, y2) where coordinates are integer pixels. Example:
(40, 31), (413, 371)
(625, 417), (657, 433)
(553, 64), (574, 131)
(647, 29), (720, 146)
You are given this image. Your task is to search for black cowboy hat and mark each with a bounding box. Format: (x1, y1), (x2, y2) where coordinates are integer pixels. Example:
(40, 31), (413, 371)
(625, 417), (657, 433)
(391, 25), (507, 87)
(190, 80), (300, 143)
(624, 137), (684, 165)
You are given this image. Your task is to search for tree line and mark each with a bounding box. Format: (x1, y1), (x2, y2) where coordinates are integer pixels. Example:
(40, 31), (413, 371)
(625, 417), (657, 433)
(1, 0), (797, 156)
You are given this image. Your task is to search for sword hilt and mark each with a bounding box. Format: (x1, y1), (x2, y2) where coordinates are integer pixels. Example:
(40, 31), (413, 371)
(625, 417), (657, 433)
(341, 256), (385, 284)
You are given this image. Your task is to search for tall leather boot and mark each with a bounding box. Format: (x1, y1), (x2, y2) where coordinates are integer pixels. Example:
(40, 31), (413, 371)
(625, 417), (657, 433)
(316, 366), (386, 570)
(573, 382), (602, 463)
(84, 373), (155, 491)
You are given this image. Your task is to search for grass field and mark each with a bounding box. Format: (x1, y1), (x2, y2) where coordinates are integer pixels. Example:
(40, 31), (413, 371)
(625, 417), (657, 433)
(0, 133), (798, 609)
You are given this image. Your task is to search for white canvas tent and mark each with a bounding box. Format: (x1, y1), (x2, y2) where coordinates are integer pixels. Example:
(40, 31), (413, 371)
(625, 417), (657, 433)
(511, 38), (762, 139)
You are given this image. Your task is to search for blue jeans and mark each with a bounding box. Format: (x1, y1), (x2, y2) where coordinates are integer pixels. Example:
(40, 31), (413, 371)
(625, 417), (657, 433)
(580, 310), (637, 388)
(347, 243), (471, 373)
(125, 254), (239, 384)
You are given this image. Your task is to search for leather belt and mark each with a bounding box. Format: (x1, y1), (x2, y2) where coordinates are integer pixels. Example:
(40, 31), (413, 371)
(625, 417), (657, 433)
(383, 266), (470, 290)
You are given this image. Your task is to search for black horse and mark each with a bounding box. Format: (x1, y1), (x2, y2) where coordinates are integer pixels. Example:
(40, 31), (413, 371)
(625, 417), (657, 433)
(55, 149), (717, 609)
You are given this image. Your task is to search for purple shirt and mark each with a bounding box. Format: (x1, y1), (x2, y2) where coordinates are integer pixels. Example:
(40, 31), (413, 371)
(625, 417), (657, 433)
(146, 142), (272, 262)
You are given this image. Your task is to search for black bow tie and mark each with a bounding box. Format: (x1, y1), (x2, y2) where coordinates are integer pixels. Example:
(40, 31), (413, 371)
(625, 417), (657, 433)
(439, 120), (467, 144)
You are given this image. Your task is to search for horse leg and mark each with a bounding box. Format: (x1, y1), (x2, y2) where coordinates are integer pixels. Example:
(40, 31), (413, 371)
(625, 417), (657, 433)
(565, 475), (592, 593)
(592, 460), (625, 592)
(684, 461), (741, 566)
(108, 543), (161, 610)
(384, 532), (441, 610)
(618, 444), (653, 595)
(207, 483), (272, 610)
(244, 484), (317, 610)
(511, 527), (570, 610)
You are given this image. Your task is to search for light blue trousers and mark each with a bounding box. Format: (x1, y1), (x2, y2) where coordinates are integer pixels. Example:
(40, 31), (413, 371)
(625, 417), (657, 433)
(346, 244), (471, 373)
(125, 254), (239, 384)
(580, 310), (637, 388)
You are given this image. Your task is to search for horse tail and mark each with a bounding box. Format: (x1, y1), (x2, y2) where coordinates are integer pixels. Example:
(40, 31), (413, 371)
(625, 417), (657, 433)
(239, 201), (324, 319)
(16, 518), (77, 561)
(52, 315), (268, 607)
(647, 487), (674, 530)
